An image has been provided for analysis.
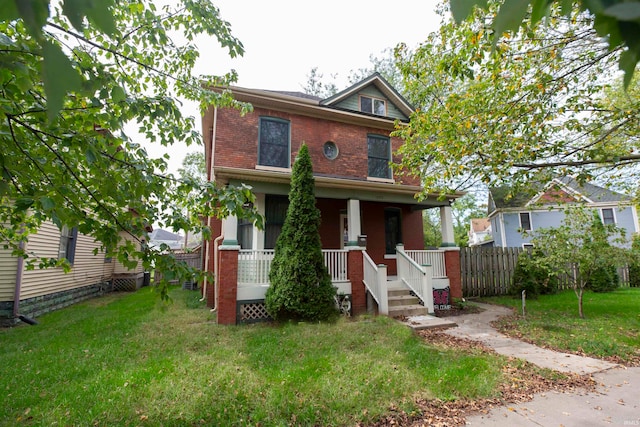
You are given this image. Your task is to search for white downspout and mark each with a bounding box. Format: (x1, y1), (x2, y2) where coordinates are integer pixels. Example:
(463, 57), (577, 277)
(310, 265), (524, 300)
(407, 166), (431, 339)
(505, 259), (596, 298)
(200, 107), (218, 304)
(211, 233), (223, 312)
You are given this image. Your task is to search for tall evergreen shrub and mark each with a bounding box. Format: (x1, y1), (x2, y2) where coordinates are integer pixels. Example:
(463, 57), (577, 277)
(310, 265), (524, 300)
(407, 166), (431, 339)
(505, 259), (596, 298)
(264, 144), (338, 322)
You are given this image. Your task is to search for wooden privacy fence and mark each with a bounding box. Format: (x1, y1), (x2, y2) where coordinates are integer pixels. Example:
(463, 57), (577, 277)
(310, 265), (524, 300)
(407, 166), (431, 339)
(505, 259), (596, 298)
(460, 247), (633, 297)
(461, 247), (522, 297)
(154, 251), (202, 288)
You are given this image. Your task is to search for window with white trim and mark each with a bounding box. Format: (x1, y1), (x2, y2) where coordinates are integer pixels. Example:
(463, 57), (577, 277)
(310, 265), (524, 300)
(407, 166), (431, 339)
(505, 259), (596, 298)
(58, 225), (78, 264)
(519, 212), (532, 231)
(601, 208), (616, 225)
(258, 117), (290, 168)
(360, 95), (386, 115)
(367, 134), (391, 179)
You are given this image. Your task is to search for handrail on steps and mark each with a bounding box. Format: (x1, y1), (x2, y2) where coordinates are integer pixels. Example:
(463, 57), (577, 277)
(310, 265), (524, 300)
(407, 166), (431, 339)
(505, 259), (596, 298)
(362, 251), (388, 315)
(396, 244), (434, 313)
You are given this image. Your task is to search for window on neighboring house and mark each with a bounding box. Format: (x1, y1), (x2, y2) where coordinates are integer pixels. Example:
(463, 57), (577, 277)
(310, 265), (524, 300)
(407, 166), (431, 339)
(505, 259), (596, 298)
(519, 212), (532, 231)
(367, 134), (391, 179)
(58, 225), (78, 264)
(264, 195), (289, 249)
(237, 217), (254, 249)
(384, 208), (402, 255)
(601, 208), (616, 225)
(360, 95), (386, 116)
(522, 243), (534, 250)
(258, 117), (290, 168)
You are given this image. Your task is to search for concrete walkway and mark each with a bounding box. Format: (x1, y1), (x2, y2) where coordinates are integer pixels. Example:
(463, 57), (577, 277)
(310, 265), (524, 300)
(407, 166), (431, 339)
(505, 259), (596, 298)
(438, 303), (639, 426)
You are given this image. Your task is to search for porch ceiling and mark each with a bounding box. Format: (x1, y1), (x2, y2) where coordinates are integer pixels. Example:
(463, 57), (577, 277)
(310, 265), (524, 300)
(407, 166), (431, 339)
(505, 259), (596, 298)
(214, 166), (460, 209)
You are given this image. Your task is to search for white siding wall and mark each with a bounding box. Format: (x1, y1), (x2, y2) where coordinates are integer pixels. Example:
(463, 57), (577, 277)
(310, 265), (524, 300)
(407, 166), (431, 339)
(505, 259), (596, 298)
(0, 245), (18, 302)
(18, 222), (112, 300)
(113, 230), (144, 274)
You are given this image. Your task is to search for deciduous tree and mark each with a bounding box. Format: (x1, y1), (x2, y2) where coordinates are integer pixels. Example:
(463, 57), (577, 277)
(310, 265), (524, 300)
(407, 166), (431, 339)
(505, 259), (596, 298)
(394, 1), (638, 198)
(528, 206), (627, 318)
(0, 1), (260, 299)
(449, 0), (640, 87)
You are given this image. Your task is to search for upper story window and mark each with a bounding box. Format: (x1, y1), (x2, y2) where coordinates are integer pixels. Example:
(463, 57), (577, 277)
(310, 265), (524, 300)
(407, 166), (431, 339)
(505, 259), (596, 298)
(58, 225), (78, 264)
(519, 212), (532, 231)
(601, 208), (616, 225)
(360, 95), (386, 116)
(367, 134), (391, 179)
(258, 117), (290, 168)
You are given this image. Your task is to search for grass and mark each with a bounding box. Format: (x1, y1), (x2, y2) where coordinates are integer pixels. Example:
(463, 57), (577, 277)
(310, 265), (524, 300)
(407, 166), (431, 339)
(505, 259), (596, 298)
(483, 288), (640, 364)
(0, 287), (545, 427)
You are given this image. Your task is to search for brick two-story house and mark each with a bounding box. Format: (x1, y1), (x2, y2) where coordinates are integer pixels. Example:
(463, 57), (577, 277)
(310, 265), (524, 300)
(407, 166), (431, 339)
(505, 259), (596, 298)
(202, 73), (463, 325)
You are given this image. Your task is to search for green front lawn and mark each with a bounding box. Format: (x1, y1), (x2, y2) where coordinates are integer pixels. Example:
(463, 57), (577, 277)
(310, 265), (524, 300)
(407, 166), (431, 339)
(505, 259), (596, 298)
(484, 288), (640, 365)
(0, 287), (556, 426)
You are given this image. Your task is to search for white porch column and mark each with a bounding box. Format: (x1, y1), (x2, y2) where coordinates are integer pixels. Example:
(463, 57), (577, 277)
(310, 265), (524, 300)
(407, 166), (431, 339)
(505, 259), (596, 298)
(346, 199), (362, 247)
(253, 193), (265, 250)
(221, 215), (239, 248)
(440, 205), (456, 247)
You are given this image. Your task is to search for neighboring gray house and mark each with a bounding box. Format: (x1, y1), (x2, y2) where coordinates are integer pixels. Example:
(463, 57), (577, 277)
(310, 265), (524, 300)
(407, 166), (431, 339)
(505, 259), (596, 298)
(488, 177), (639, 248)
(149, 229), (184, 251)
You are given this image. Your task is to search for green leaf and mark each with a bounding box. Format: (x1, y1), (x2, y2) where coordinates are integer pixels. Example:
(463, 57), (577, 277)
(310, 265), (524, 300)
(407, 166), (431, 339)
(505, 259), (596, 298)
(39, 196), (55, 210)
(15, 0), (49, 39)
(15, 196), (34, 211)
(559, 0), (573, 15)
(61, 0), (85, 32)
(42, 41), (81, 121)
(619, 50), (637, 90)
(62, 0), (117, 35)
(111, 85), (126, 103)
(85, 145), (98, 164)
(494, 0), (531, 39)
(0, 180), (9, 197)
(603, 2), (640, 21)
(85, 0), (117, 36)
(450, 0), (487, 23)
(0, 1), (20, 22)
(530, 0), (552, 24)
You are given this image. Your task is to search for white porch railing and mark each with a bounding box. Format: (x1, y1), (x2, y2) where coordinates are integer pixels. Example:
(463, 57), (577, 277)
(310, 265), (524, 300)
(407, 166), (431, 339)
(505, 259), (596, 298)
(238, 249), (274, 285)
(362, 251), (388, 315)
(237, 249), (348, 285)
(396, 245), (434, 313)
(404, 249), (447, 278)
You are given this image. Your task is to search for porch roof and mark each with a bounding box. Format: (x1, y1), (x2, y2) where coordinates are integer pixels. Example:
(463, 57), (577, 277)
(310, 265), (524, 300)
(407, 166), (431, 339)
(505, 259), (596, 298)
(214, 166), (462, 209)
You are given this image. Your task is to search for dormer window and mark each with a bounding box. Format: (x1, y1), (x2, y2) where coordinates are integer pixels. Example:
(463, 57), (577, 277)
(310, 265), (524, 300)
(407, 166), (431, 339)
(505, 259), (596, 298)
(360, 95), (386, 116)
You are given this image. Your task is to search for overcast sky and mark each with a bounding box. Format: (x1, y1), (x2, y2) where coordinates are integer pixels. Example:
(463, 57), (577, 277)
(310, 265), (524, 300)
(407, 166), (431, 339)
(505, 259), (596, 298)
(146, 1), (443, 173)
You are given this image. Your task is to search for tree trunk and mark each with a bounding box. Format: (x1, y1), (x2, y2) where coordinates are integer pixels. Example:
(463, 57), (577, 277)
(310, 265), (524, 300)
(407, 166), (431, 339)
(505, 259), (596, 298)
(578, 287), (584, 319)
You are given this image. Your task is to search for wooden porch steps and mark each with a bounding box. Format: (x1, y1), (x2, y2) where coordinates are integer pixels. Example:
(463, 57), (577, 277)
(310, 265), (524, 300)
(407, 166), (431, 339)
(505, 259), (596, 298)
(387, 280), (430, 318)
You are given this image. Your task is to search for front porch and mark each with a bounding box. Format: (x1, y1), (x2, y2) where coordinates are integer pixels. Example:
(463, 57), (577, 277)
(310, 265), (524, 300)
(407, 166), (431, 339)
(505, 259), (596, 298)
(213, 245), (461, 324)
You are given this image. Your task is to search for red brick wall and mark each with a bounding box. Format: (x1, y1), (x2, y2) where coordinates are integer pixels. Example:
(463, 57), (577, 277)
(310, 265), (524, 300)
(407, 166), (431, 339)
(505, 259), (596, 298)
(216, 248), (239, 325)
(444, 249), (462, 299)
(211, 107), (420, 186)
(347, 249), (366, 315)
(316, 198), (346, 248)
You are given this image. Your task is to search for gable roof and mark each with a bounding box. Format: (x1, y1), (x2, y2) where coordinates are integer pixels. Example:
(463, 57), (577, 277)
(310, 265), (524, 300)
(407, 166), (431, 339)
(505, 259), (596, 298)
(320, 72), (414, 119)
(489, 176), (629, 213)
(150, 229), (182, 241)
(470, 218), (491, 233)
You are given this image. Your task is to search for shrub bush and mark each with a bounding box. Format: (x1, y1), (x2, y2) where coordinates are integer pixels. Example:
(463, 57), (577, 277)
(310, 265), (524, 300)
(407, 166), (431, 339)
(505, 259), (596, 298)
(509, 251), (557, 297)
(264, 144), (338, 322)
(587, 261), (619, 293)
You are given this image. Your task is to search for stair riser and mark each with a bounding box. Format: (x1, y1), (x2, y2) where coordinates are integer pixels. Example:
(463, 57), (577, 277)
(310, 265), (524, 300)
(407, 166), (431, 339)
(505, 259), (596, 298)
(388, 297), (421, 307)
(389, 307), (429, 317)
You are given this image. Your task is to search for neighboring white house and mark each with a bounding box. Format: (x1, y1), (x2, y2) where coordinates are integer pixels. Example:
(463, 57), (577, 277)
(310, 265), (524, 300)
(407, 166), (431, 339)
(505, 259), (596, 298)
(468, 218), (493, 246)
